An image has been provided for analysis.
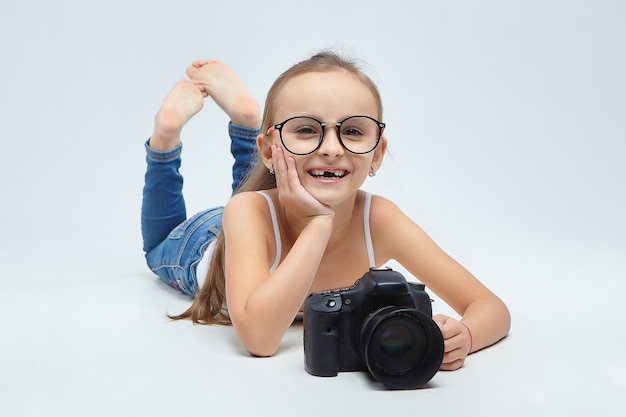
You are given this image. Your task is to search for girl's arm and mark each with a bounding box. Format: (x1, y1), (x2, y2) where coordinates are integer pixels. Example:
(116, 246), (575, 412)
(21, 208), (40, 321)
(370, 196), (511, 369)
(223, 148), (335, 357)
(222, 193), (332, 357)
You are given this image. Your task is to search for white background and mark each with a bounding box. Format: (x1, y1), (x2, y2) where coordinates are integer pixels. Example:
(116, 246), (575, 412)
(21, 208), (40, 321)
(1, 1), (624, 416)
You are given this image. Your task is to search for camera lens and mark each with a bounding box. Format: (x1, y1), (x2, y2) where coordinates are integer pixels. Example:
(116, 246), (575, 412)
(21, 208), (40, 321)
(360, 307), (444, 389)
(374, 318), (426, 372)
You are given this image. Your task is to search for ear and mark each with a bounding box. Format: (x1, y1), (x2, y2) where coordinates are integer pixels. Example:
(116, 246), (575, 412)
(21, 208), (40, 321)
(370, 136), (387, 173)
(257, 132), (273, 170)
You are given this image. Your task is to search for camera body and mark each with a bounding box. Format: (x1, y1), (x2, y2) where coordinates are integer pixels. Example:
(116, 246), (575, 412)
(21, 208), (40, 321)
(303, 268), (444, 389)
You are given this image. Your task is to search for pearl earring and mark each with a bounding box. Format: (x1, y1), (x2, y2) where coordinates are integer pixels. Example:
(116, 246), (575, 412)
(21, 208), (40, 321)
(368, 167), (376, 177)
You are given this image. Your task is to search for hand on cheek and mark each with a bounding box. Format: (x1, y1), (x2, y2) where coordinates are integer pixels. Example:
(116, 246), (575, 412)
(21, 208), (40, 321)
(272, 145), (302, 194)
(433, 314), (472, 371)
(271, 146), (334, 223)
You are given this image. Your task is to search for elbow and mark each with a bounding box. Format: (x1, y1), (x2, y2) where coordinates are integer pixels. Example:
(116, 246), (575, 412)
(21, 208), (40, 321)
(230, 307), (289, 357)
(234, 321), (282, 358)
(243, 337), (280, 358)
(246, 346), (278, 358)
(502, 302), (512, 336)
(490, 296), (512, 339)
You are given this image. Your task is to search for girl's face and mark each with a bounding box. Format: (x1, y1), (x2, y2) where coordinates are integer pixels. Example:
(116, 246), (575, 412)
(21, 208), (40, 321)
(264, 70), (386, 207)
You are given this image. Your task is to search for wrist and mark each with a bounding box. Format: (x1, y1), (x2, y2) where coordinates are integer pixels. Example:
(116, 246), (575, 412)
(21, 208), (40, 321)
(299, 215), (334, 245)
(305, 213), (334, 230)
(460, 321), (473, 353)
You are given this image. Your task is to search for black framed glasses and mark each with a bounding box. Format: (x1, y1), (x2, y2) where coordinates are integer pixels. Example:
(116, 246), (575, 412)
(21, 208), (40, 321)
(266, 115), (385, 155)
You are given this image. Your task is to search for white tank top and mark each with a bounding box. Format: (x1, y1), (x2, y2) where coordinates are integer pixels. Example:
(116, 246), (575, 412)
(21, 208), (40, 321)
(196, 192), (376, 288)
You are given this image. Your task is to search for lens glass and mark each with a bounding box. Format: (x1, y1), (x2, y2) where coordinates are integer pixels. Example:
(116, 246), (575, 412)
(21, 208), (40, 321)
(370, 316), (427, 374)
(379, 325), (412, 354)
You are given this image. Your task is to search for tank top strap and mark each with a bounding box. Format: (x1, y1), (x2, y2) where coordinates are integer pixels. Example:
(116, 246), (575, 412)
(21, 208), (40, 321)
(255, 191), (282, 273)
(363, 192), (376, 268)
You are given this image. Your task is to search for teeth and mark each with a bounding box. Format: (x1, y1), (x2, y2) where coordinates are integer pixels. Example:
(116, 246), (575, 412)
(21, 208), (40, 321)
(310, 169), (346, 178)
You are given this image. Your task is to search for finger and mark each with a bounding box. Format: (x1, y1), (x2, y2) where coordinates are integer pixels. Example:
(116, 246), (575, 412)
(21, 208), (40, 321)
(272, 146), (286, 176)
(439, 321), (462, 341)
(432, 314), (449, 328)
(441, 344), (467, 365)
(440, 356), (465, 371)
(441, 332), (465, 363)
(438, 317), (466, 342)
(286, 156), (303, 191)
(272, 146), (291, 193)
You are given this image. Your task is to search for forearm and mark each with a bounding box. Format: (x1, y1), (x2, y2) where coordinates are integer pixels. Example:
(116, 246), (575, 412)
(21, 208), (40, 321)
(461, 297), (511, 353)
(234, 217), (333, 356)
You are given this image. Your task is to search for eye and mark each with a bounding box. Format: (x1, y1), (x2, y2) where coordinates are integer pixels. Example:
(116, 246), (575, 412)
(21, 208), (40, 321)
(341, 125), (367, 142)
(342, 127), (365, 137)
(295, 126), (319, 136)
(283, 117), (321, 139)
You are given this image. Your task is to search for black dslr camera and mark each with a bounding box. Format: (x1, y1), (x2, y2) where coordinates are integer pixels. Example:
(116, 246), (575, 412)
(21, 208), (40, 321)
(303, 268), (444, 390)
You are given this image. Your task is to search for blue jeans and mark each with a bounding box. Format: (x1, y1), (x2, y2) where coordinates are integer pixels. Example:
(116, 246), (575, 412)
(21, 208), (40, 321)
(141, 123), (259, 296)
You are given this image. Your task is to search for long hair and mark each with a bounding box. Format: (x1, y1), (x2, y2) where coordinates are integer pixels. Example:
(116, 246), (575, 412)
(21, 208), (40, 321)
(169, 50), (384, 325)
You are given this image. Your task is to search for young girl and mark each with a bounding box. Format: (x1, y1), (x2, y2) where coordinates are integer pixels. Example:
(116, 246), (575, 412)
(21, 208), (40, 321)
(141, 52), (510, 371)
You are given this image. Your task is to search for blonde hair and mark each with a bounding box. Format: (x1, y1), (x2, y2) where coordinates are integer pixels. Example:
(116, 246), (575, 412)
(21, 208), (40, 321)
(169, 50), (384, 325)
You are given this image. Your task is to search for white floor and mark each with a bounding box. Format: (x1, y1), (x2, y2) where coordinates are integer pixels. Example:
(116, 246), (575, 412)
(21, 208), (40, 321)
(2, 242), (625, 416)
(2, 1), (625, 416)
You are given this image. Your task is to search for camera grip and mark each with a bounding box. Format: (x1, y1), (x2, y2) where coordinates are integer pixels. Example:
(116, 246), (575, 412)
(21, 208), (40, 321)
(303, 311), (341, 377)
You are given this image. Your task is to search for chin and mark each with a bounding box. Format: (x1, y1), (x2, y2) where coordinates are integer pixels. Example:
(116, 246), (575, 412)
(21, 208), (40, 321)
(305, 184), (357, 207)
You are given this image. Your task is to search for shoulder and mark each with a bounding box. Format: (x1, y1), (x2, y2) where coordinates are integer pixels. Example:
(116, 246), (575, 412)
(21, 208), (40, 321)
(367, 193), (408, 224)
(222, 191), (278, 259)
(225, 190), (275, 210)
(223, 191), (273, 227)
(366, 193), (430, 250)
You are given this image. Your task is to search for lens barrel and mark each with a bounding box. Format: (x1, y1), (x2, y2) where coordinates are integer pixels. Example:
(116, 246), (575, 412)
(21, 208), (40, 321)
(360, 307), (444, 389)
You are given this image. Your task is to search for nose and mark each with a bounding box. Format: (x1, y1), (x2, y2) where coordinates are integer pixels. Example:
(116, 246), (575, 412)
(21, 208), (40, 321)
(317, 125), (344, 157)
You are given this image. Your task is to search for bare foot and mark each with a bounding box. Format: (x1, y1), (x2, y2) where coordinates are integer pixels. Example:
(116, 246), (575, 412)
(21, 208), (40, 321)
(186, 60), (260, 128)
(150, 79), (206, 151)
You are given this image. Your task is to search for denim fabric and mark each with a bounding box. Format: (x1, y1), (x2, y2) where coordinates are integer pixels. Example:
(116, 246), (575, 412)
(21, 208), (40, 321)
(229, 123), (259, 193)
(141, 123), (259, 296)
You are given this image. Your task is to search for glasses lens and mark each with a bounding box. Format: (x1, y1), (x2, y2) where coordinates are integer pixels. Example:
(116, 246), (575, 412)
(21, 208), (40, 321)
(281, 117), (322, 155)
(338, 116), (381, 153)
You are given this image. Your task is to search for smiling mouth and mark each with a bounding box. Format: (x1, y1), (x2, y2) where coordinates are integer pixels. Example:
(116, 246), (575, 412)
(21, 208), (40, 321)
(308, 169), (348, 179)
